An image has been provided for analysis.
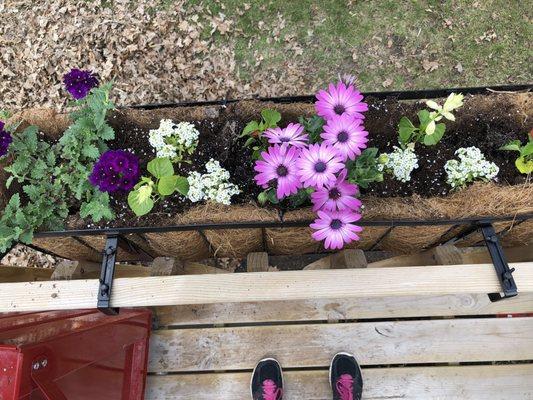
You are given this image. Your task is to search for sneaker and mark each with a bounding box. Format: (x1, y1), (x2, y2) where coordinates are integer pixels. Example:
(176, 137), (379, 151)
(330, 352), (363, 400)
(251, 358), (283, 400)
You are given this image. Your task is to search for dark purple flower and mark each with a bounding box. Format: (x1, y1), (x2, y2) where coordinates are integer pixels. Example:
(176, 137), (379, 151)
(89, 150), (140, 193)
(0, 121), (12, 157)
(63, 68), (99, 100)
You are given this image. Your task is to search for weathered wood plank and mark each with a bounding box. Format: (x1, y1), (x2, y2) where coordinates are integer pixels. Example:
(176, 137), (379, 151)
(148, 317), (533, 372)
(368, 244), (532, 268)
(1, 262), (532, 312)
(247, 252), (269, 272)
(304, 249), (367, 270)
(0, 266), (53, 282)
(145, 364), (533, 400)
(150, 257), (184, 276)
(153, 292), (533, 326)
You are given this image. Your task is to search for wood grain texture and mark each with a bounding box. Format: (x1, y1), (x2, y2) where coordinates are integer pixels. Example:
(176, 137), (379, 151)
(0, 266), (53, 282)
(1, 262), (532, 312)
(145, 364), (533, 400)
(148, 317), (533, 372)
(153, 292), (533, 326)
(246, 252), (269, 272)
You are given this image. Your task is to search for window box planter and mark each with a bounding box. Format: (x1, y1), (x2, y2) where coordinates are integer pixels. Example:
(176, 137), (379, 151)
(3, 85), (532, 262)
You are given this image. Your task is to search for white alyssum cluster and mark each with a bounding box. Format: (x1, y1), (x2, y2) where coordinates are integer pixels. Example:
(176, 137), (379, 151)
(445, 146), (499, 188)
(382, 146), (419, 182)
(148, 119), (199, 159)
(187, 159), (240, 205)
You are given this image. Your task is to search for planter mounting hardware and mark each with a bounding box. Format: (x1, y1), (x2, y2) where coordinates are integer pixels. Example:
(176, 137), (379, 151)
(479, 223), (518, 301)
(97, 234), (121, 315)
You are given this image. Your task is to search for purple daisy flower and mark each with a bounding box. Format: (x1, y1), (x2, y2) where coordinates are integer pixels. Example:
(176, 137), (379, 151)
(315, 81), (368, 120)
(296, 143), (345, 188)
(310, 209), (363, 250)
(311, 170), (361, 212)
(63, 68), (99, 100)
(321, 114), (369, 161)
(263, 123), (308, 148)
(89, 150), (140, 193)
(254, 145), (301, 199)
(0, 121), (12, 157)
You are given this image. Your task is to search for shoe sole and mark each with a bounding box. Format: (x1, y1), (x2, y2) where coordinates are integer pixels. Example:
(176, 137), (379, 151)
(329, 352), (363, 391)
(250, 357), (284, 399)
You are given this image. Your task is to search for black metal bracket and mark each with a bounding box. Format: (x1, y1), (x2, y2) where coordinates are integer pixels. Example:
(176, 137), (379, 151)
(480, 223), (518, 302)
(97, 234), (120, 315)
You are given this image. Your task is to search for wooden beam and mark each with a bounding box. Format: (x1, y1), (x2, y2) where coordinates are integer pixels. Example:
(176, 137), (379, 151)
(148, 317), (533, 372)
(246, 252), (269, 272)
(1, 262), (532, 312)
(303, 249), (367, 270)
(153, 292), (533, 326)
(145, 364), (533, 400)
(150, 257), (184, 276)
(0, 266), (53, 283)
(368, 244), (532, 268)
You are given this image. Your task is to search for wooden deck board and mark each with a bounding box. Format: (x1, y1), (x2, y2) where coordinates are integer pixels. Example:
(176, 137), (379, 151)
(2, 262), (532, 312)
(154, 292), (533, 326)
(148, 317), (533, 372)
(145, 364), (533, 400)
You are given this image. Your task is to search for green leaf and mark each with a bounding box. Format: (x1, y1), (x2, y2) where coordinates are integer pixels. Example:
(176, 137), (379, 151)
(499, 140), (521, 152)
(5, 176), (13, 189)
(516, 156), (533, 174)
(19, 229), (34, 244)
(265, 188), (279, 204)
(79, 192), (114, 222)
(288, 188), (313, 207)
(521, 141), (533, 157)
(241, 121), (260, 137)
(23, 126), (39, 153)
(174, 176), (189, 196)
(98, 124), (115, 140)
(257, 191), (268, 205)
(398, 117), (416, 144)
(417, 109), (431, 129)
(128, 186), (154, 217)
(423, 123), (445, 146)
(147, 157), (174, 178)
(243, 137), (256, 148)
(299, 115), (325, 143)
(158, 175), (178, 196)
(82, 144), (100, 159)
(261, 109), (281, 127)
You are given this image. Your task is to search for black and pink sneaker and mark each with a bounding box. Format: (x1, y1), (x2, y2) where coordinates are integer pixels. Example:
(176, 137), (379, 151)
(251, 358), (283, 400)
(330, 352), (363, 400)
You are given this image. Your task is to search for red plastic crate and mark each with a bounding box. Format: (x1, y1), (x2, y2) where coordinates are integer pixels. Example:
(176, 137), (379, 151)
(0, 308), (151, 399)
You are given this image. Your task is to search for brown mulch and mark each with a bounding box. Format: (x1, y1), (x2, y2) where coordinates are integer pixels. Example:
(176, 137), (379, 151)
(0, 0), (306, 111)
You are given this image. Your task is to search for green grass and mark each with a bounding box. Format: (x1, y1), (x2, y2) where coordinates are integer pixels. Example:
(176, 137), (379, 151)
(178, 0), (532, 91)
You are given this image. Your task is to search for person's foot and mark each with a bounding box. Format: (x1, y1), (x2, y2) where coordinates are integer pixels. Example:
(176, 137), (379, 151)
(251, 358), (283, 400)
(330, 352), (363, 400)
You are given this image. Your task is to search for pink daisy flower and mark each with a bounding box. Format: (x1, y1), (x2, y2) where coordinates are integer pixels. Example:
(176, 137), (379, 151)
(296, 143), (345, 188)
(310, 209), (363, 250)
(254, 145), (301, 199)
(263, 123), (308, 148)
(311, 171), (361, 212)
(315, 81), (368, 120)
(321, 114), (369, 161)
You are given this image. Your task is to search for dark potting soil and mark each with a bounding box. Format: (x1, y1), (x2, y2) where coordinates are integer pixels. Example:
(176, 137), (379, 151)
(72, 92), (531, 229)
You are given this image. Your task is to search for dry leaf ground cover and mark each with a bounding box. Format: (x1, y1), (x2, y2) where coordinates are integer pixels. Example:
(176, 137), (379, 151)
(0, 0), (531, 111)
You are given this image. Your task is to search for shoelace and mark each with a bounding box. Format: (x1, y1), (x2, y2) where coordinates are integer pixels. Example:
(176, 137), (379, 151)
(262, 379), (283, 400)
(336, 374), (354, 400)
